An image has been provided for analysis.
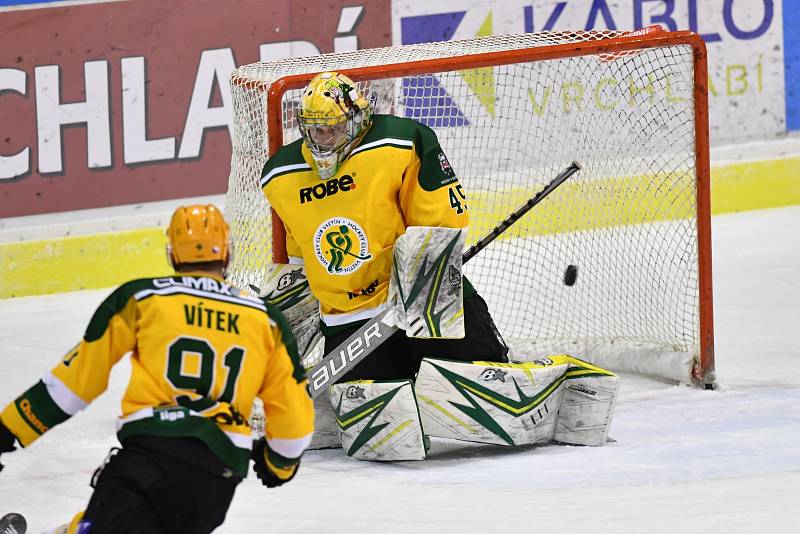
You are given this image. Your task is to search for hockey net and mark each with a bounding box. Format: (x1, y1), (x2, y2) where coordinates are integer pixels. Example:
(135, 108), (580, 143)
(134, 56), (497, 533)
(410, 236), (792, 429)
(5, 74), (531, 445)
(225, 29), (714, 385)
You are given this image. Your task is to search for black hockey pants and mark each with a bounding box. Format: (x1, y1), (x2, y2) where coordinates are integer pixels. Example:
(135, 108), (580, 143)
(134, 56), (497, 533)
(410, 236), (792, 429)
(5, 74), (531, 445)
(81, 435), (241, 534)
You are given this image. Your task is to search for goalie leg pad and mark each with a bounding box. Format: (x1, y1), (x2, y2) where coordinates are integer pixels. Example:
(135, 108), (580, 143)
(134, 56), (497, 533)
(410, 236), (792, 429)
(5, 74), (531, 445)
(555, 355), (620, 447)
(249, 397), (265, 440)
(251, 392), (342, 450)
(330, 380), (426, 461)
(308, 391), (341, 450)
(259, 263), (321, 356)
(414, 358), (569, 446)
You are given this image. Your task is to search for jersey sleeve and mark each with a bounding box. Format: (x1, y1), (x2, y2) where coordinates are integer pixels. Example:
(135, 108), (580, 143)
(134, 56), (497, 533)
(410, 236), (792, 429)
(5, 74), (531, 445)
(257, 305), (314, 466)
(399, 124), (470, 230)
(0, 285), (138, 447)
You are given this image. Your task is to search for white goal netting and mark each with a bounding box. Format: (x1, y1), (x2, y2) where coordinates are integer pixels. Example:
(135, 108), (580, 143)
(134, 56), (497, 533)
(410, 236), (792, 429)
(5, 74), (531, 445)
(225, 30), (712, 384)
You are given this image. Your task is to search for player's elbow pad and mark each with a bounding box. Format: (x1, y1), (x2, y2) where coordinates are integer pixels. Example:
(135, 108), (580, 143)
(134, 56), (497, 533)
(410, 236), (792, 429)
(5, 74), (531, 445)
(251, 438), (300, 488)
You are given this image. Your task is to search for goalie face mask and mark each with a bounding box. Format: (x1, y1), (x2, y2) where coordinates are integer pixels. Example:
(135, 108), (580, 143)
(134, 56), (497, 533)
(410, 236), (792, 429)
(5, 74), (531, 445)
(297, 71), (372, 179)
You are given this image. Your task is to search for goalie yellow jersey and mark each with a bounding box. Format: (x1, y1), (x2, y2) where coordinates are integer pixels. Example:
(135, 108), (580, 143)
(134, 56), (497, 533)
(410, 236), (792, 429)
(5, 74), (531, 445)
(261, 114), (470, 327)
(0, 273), (314, 478)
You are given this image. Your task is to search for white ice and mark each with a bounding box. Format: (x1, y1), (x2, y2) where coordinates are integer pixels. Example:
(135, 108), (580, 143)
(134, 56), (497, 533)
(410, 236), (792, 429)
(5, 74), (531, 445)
(1, 206), (799, 533)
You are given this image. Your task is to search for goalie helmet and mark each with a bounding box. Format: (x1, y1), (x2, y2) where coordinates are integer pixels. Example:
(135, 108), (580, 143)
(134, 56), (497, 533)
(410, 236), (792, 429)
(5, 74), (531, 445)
(297, 71), (372, 179)
(166, 204), (230, 269)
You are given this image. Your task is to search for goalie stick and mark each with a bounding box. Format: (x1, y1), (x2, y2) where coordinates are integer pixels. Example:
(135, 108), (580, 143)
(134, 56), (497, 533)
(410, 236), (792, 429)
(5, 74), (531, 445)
(306, 161), (582, 398)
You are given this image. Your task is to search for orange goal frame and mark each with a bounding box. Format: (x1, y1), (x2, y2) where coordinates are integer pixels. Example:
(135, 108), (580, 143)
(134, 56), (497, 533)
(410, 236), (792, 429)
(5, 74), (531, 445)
(259, 30), (714, 384)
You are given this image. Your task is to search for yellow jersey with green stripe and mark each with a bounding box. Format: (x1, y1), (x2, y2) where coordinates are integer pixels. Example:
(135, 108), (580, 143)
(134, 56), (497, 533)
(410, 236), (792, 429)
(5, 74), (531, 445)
(261, 115), (470, 327)
(0, 273), (314, 477)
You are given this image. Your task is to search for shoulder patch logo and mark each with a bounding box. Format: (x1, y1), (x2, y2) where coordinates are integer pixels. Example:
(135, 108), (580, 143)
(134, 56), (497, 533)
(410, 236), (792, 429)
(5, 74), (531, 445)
(438, 151), (454, 176)
(313, 217), (372, 275)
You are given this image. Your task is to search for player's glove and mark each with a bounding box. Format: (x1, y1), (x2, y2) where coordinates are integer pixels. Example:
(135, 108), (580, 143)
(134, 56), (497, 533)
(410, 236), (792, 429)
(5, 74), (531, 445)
(0, 420), (18, 472)
(251, 438), (300, 488)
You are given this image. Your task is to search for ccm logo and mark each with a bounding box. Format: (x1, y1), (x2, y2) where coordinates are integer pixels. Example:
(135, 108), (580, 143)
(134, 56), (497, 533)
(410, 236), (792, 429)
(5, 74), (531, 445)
(300, 175), (355, 204)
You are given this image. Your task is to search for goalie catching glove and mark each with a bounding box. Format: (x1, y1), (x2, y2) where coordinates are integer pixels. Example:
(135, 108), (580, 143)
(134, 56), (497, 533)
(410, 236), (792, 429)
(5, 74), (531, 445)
(388, 226), (466, 339)
(251, 438), (300, 488)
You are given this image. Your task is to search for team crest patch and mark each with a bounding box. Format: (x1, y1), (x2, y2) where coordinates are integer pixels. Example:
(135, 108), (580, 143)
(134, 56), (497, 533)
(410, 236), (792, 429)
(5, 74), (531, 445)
(438, 151), (454, 177)
(314, 217), (372, 275)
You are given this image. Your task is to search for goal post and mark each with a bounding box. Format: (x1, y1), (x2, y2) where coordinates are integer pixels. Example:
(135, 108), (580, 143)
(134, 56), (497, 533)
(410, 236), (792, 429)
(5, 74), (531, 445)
(225, 29), (714, 385)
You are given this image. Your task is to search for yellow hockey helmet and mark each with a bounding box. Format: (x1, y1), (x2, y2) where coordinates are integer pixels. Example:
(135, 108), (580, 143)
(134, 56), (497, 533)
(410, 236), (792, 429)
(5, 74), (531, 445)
(297, 71), (372, 179)
(166, 204), (230, 268)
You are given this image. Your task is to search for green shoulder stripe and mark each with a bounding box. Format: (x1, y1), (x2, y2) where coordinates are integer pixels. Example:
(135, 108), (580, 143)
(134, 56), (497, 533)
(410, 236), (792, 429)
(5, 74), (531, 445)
(415, 122), (457, 192)
(411, 120), (441, 160)
(364, 115), (455, 192)
(366, 115), (440, 158)
(264, 301), (306, 383)
(84, 279), (155, 342)
(361, 114), (421, 147)
(260, 139), (308, 188)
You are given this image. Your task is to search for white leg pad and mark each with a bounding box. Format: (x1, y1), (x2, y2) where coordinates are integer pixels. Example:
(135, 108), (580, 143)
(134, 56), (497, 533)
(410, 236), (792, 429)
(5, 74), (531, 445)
(414, 358), (569, 446)
(309, 391), (341, 449)
(331, 380), (426, 461)
(249, 397), (266, 439)
(555, 370), (620, 447)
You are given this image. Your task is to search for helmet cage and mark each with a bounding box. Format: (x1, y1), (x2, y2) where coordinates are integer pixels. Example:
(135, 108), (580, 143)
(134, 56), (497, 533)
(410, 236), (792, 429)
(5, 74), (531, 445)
(298, 114), (355, 159)
(297, 73), (372, 179)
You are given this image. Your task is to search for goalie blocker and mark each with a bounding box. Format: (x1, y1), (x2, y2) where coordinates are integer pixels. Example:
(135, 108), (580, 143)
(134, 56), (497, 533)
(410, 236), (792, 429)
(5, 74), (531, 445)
(389, 226), (466, 339)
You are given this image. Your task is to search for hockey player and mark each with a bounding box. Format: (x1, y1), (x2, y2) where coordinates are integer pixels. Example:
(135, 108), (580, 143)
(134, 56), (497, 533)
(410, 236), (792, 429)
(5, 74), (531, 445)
(261, 71), (509, 381)
(259, 72), (620, 461)
(259, 72), (509, 459)
(0, 204), (314, 533)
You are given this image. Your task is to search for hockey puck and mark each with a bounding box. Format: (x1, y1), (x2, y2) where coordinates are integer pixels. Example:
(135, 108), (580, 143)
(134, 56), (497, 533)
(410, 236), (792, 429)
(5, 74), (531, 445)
(564, 264), (578, 286)
(0, 512), (27, 534)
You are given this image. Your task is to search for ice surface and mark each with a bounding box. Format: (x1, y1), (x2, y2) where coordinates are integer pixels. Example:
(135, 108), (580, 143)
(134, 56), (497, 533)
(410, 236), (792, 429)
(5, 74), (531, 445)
(1, 206), (799, 533)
